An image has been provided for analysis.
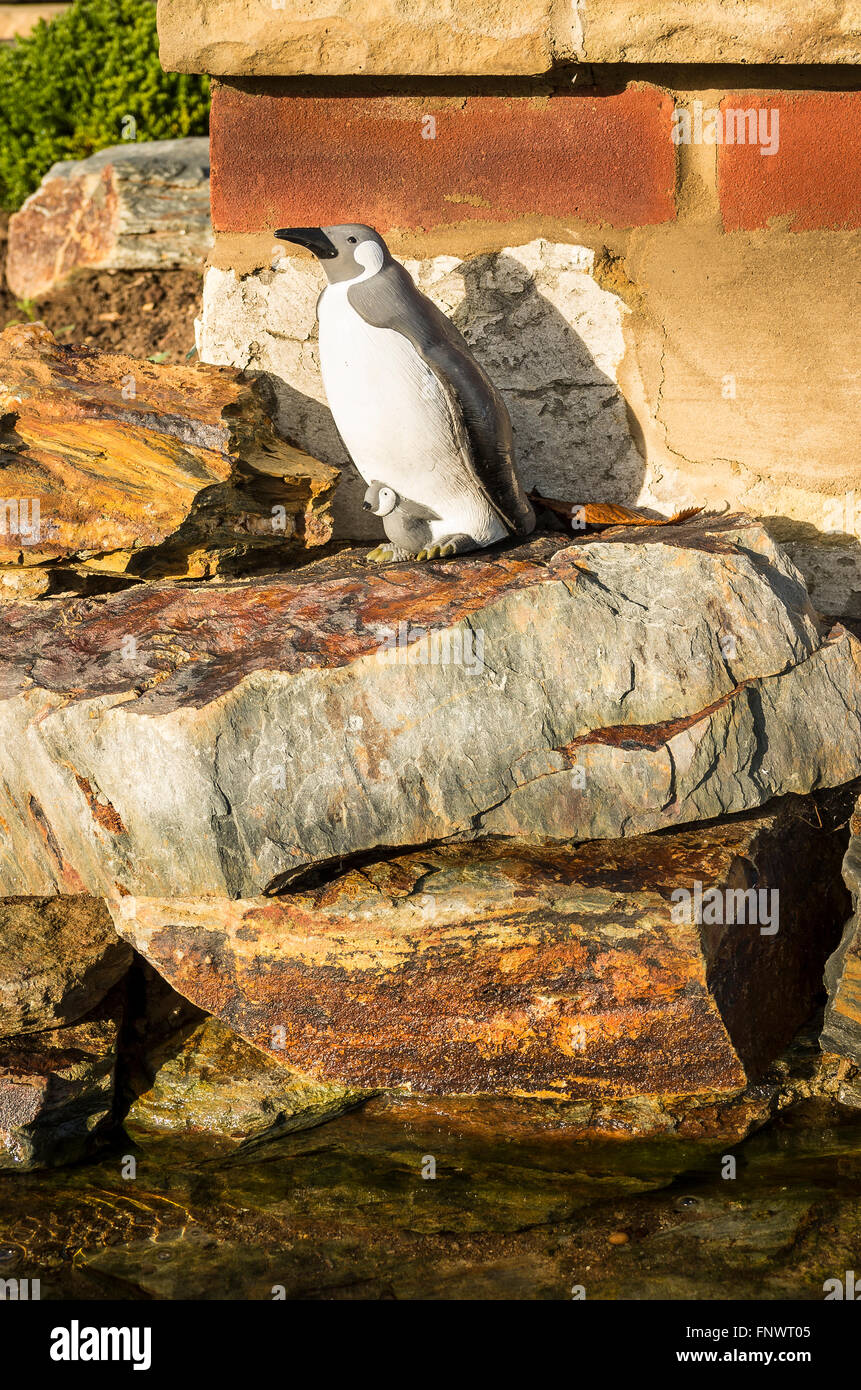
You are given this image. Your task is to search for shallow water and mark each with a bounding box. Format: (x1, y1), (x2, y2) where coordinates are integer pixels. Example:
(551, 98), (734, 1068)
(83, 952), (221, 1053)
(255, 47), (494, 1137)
(2, 1102), (860, 1300)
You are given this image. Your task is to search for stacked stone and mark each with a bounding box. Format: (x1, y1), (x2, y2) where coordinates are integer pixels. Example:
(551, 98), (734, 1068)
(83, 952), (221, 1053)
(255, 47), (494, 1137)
(1, 0), (860, 1169)
(2, 501), (861, 1161)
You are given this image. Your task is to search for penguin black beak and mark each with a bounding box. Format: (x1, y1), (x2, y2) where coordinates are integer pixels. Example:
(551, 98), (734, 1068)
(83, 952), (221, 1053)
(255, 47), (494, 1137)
(275, 227), (337, 260)
(362, 501), (372, 510)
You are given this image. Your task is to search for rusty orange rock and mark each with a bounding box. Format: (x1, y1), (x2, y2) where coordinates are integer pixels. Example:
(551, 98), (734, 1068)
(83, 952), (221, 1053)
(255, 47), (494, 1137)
(112, 798), (849, 1107)
(0, 323), (337, 579)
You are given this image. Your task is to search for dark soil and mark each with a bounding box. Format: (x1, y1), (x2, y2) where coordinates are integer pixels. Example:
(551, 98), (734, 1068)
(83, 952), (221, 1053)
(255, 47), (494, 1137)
(0, 212), (202, 363)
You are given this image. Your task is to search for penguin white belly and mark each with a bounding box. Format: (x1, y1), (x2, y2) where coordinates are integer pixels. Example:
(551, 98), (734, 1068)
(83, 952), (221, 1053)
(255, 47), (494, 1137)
(318, 285), (505, 545)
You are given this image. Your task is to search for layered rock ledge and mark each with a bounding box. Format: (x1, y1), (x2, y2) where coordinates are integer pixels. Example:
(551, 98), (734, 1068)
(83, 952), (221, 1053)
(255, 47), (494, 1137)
(0, 324), (337, 586)
(0, 514), (858, 901)
(114, 797), (848, 1101)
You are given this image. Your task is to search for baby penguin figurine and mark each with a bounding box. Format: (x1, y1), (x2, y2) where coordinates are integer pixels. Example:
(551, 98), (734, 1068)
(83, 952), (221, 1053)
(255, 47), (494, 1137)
(363, 481), (454, 562)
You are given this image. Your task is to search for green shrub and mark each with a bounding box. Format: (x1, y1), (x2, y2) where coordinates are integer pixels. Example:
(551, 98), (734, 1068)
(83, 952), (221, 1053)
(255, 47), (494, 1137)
(0, 0), (210, 211)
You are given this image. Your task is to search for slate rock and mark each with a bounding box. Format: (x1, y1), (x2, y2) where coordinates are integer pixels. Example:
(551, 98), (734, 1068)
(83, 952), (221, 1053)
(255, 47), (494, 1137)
(0, 322), (337, 581)
(0, 995), (121, 1170)
(0, 514), (859, 900)
(125, 1012), (369, 1143)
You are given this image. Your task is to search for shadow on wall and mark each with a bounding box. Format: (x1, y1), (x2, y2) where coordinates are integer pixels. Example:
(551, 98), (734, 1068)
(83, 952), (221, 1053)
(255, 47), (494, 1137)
(450, 253), (646, 506)
(240, 246), (861, 621)
(250, 248), (648, 542)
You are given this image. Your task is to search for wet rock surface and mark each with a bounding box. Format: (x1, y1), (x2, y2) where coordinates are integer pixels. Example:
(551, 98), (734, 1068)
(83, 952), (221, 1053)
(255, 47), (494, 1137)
(125, 1014), (368, 1143)
(121, 962), (369, 1145)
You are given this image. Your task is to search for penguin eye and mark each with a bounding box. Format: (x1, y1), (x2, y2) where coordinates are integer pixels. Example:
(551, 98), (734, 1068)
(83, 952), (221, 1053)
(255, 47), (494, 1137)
(347, 236), (357, 243)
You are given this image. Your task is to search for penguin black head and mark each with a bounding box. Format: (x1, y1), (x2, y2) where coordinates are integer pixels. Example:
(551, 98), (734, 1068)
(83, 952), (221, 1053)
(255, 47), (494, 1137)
(274, 224), (390, 285)
(363, 481), (400, 517)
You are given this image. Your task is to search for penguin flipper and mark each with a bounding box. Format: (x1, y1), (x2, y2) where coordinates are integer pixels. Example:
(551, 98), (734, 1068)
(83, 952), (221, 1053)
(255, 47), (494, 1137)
(348, 263), (535, 537)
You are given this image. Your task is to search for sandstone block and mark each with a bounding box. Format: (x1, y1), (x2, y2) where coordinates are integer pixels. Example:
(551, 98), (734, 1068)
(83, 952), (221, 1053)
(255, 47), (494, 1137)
(580, 1), (860, 66)
(158, 0), (577, 76)
(157, 0), (860, 75)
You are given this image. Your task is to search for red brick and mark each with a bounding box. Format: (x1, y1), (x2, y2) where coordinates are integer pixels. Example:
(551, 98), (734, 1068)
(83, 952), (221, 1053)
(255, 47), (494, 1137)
(210, 85), (677, 235)
(718, 93), (861, 231)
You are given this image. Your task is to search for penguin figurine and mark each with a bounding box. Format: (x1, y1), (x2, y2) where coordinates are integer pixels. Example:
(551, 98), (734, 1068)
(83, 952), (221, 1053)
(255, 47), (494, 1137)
(362, 480), (445, 560)
(274, 224), (536, 562)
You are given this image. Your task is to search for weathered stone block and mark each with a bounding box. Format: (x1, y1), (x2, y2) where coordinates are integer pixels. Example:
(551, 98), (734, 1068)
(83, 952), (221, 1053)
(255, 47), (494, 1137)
(158, 0), (577, 76)
(0, 323), (337, 579)
(112, 798), (848, 1100)
(6, 139), (212, 302)
(0, 515), (858, 902)
(156, 0), (861, 75)
(579, 1), (860, 65)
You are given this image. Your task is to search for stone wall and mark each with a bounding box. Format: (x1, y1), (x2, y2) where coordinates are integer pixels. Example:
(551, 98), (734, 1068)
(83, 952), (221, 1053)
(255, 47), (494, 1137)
(162, 2), (861, 615)
(158, 1), (861, 74)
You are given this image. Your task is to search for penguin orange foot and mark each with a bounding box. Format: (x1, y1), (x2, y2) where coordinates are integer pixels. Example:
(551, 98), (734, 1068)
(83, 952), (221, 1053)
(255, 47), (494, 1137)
(415, 535), (474, 561)
(366, 543), (412, 563)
